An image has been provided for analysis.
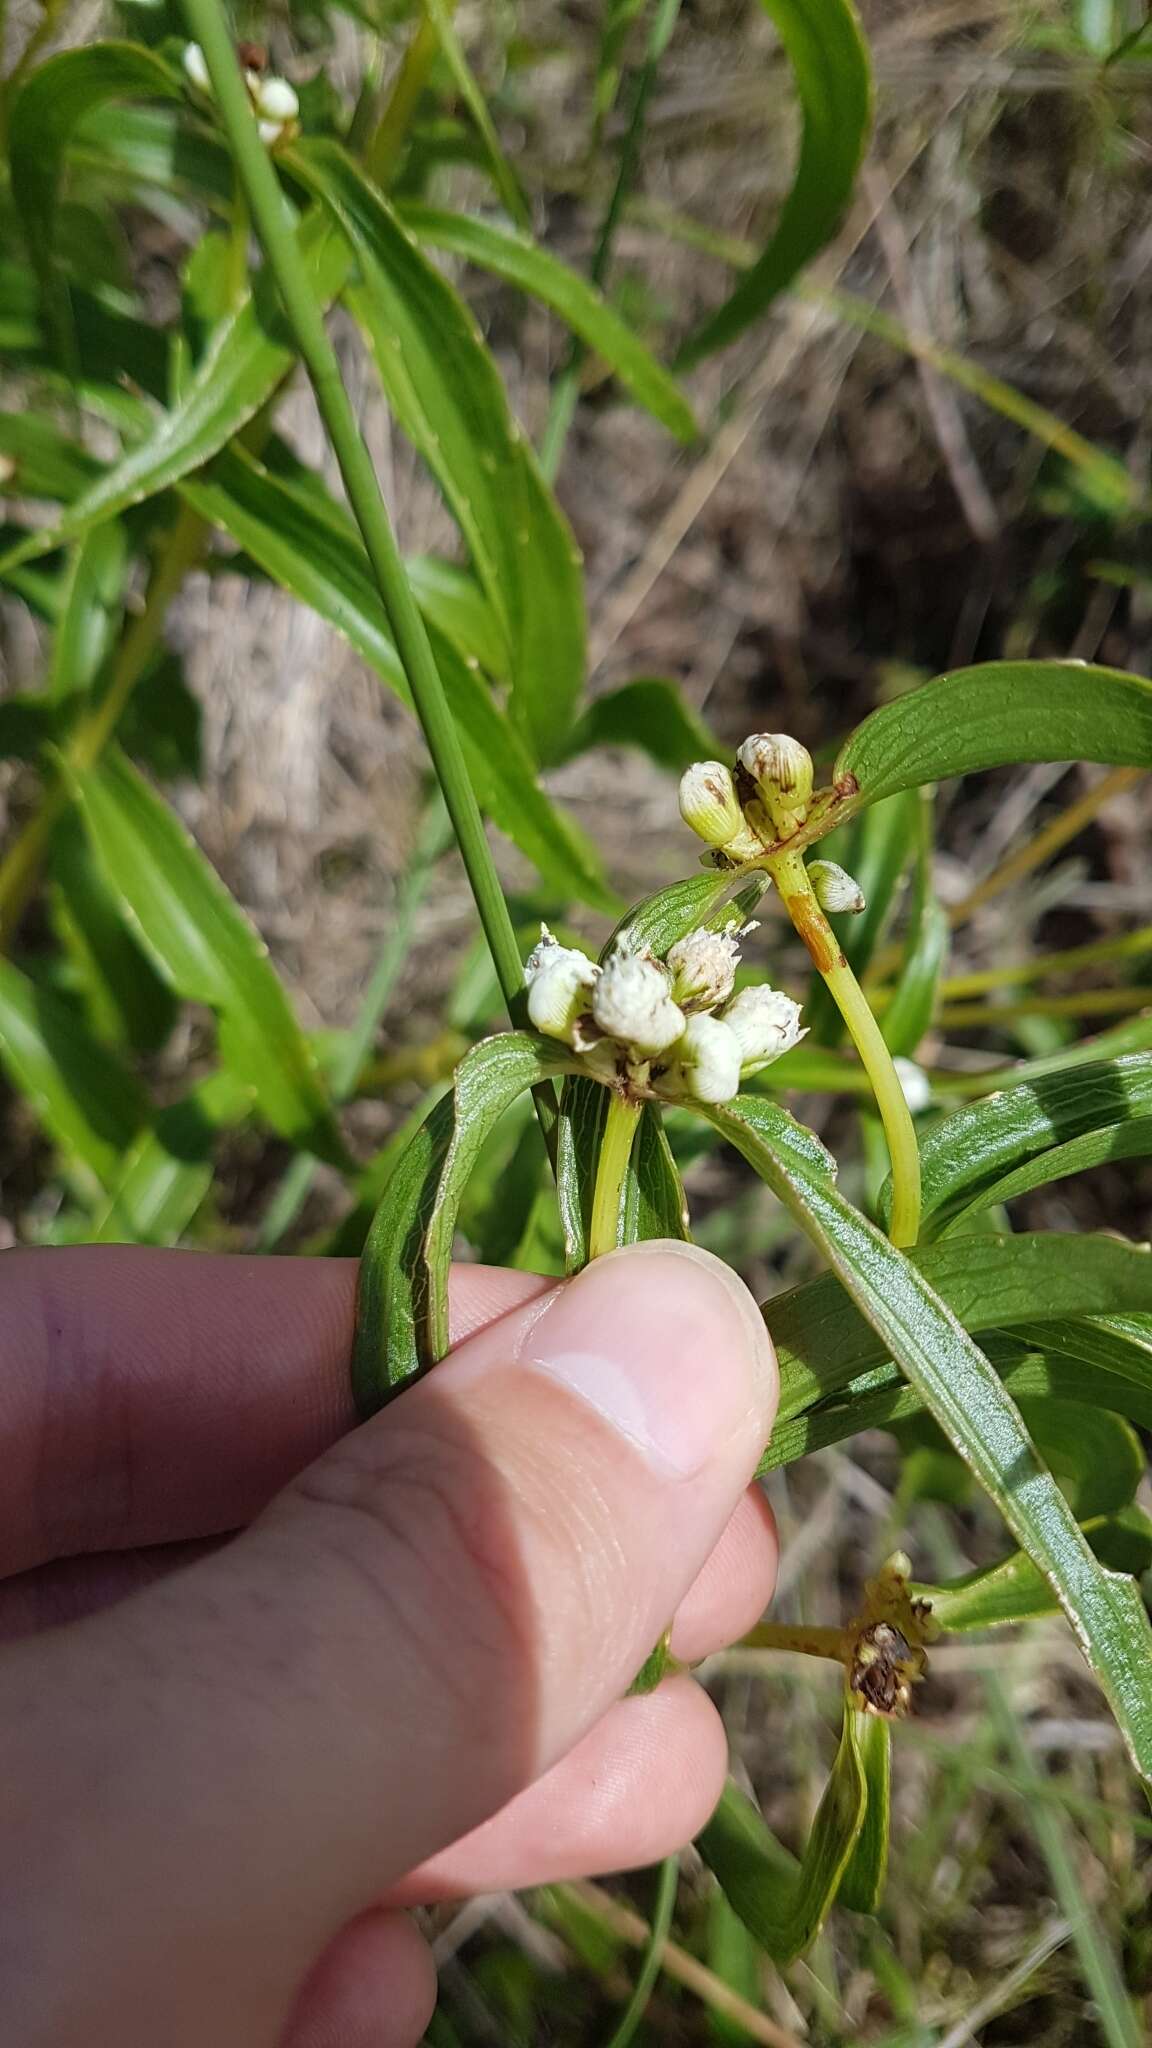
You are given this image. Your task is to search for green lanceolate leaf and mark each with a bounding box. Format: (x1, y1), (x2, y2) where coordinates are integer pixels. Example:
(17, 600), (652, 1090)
(880, 792), (949, 1058)
(8, 41), (183, 368)
(49, 809), (177, 1054)
(48, 520), (130, 704)
(400, 207), (695, 442)
(0, 214), (347, 578)
(286, 139), (586, 765)
(354, 1033), (576, 1413)
(677, 0), (872, 366)
(1018, 1398), (1145, 1519)
(900, 1051), (1152, 1236)
(766, 1323), (1152, 1472)
(419, 0), (531, 228)
(0, 956), (145, 1190)
(605, 870), (772, 961)
(916, 1507), (1152, 1632)
(697, 1710), (868, 1964)
(404, 556), (508, 679)
(90, 1069), (252, 1244)
(556, 1074), (610, 1271)
(70, 749), (346, 1164)
(767, 1231), (1152, 1426)
(836, 1713), (890, 1915)
(622, 1106), (690, 1245)
(181, 446), (611, 908)
(0, 413), (104, 502)
(423, 1035), (575, 1353)
(832, 664), (1152, 825)
(353, 1092), (457, 1414)
(563, 678), (718, 772)
(704, 1094), (1152, 1783)
(946, 1117), (1152, 1224)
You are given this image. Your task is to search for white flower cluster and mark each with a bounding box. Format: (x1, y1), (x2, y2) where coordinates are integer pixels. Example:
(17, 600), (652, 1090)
(183, 42), (299, 147)
(525, 925), (805, 1105)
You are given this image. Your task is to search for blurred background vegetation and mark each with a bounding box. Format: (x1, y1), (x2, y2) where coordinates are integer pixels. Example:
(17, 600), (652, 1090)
(3, 0), (1152, 2039)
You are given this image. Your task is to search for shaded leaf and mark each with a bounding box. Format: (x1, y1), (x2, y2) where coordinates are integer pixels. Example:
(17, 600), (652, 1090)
(9, 41), (182, 367)
(420, 0), (530, 229)
(90, 1069), (252, 1244)
(0, 956), (144, 1188)
(767, 1230), (1152, 1428)
(836, 1713), (890, 1915)
(902, 1051), (1152, 1237)
(70, 749), (346, 1163)
(0, 412), (103, 501)
(49, 808), (177, 1054)
(400, 206), (695, 442)
(697, 1712), (867, 1964)
(564, 678), (718, 772)
(49, 519), (130, 704)
(677, 0), (872, 366)
(0, 214), (347, 577)
(917, 1507), (1152, 1632)
(354, 1034), (576, 1414)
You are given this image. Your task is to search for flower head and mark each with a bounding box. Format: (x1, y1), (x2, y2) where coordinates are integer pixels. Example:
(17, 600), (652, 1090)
(524, 926), (598, 1046)
(807, 859), (866, 915)
(736, 732), (814, 835)
(592, 949), (685, 1058)
(670, 1013), (743, 1104)
(722, 983), (805, 1071)
(665, 927), (741, 1013)
(678, 762), (746, 850)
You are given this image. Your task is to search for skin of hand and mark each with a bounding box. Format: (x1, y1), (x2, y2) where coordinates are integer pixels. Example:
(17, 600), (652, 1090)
(0, 1238), (778, 2048)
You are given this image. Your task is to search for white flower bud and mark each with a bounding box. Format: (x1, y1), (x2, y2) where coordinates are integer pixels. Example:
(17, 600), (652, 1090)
(722, 983), (806, 1071)
(678, 761), (746, 849)
(255, 75), (299, 122)
(183, 42), (211, 93)
(671, 1013), (743, 1104)
(807, 860), (866, 916)
(257, 118), (283, 144)
(524, 926), (598, 1044)
(893, 1057), (932, 1113)
(593, 950), (685, 1058)
(665, 928), (740, 1013)
(736, 732), (814, 832)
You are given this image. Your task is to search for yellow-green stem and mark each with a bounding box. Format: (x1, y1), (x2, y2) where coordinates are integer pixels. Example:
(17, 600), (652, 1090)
(738, 1622), (848, 1663)
(767, 847), (922, 1248)
(589, 1093), (642, 1260)
(0, 502), (208, 950)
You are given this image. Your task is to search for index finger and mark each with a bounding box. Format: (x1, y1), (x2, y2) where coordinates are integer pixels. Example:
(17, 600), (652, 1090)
(0, 1246), (548, 1574)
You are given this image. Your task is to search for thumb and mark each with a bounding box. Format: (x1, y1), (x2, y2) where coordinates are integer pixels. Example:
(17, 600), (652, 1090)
(1, 1241), (775, 2046)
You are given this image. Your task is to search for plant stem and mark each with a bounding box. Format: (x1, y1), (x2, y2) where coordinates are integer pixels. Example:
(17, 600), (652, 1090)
(602, 1854), (679, 2048)
(767, 846), (922, 1247)
(0, 501), (208, 951)
(738, 1621), (848, 1662)
(539, 0), (683, 481)
(589, 1092), (641, 1258)
(183, 0), (528, 1032)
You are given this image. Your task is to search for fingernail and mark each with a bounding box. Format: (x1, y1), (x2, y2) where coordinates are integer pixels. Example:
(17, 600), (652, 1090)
(517, 1241), (776, 1477)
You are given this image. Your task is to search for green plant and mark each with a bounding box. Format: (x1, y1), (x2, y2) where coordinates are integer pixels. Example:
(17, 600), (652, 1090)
(2, 0), (1152, 2031)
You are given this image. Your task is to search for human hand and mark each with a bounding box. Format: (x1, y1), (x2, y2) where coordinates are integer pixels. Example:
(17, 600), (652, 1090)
(0, 1239), (778, 2046)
